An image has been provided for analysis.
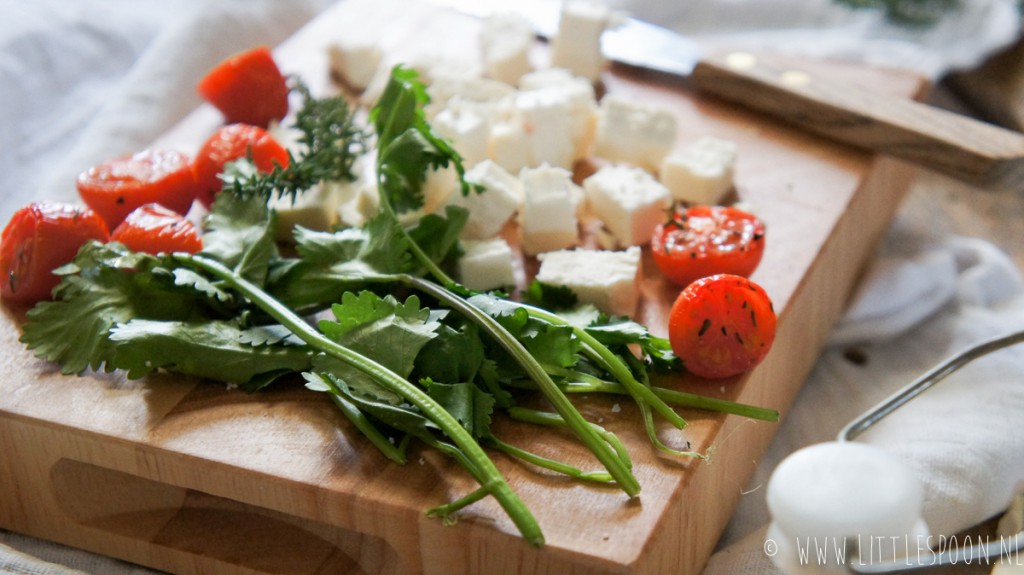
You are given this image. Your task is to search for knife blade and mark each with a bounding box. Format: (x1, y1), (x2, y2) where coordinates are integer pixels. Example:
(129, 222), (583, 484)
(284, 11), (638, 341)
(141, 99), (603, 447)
(430, 0), (1024, 190)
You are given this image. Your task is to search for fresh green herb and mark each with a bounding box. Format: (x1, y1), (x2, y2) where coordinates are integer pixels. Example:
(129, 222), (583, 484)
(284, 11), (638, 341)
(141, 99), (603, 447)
(226, 79), (369, 203)
(16, 67), (780, 545)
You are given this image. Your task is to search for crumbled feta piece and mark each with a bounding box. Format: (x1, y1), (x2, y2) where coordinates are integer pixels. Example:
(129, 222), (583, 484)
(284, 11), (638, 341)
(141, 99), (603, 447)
(444, 160), (522, 240)
(327, 39), (383, 91)
(594, 95), (677, 172)
(488, 119), (531, 174)
(267, 120), (305, 157)
(535, 247), (642, 317)
(433, 99), (491, 167)
(519, 164), (581, 255)
(480, 12), (534, 85)
(519, 68), (598, 161)
(335, 153), (379, 228)
(363, 57), (487, 110)
(270, 182), (342, 241)
(402, 164), (458, 226)
(457, 238), (517, 291)
(582, 164), (671, 247)
(425, 71), (514, 120)
(550, 1), (613, 82)
(515, 89), (575, 169)
(659, 137), (738, 205)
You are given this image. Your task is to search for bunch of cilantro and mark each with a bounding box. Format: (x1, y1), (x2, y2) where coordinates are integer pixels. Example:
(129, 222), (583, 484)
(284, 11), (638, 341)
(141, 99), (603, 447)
(18, 68), (777, 546)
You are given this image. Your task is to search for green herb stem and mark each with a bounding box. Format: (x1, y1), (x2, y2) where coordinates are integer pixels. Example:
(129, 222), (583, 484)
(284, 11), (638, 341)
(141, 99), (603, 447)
(401, 274), (641, 496)
(506, 407), (633, 473)
(320, 378), (408, 464)
(487, 437), (615, 484)
(373, 151), (457, 286)
(427, 486), (490, 522)
(180, 253), (544, 546)
(563, 380), (779, 422)
(519, 304), (687, 429)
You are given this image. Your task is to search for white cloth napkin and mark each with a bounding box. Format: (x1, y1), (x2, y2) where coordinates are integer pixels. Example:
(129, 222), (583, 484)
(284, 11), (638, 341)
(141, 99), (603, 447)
(2, 1), (1023, 574)
(706, 181), (1024, 574)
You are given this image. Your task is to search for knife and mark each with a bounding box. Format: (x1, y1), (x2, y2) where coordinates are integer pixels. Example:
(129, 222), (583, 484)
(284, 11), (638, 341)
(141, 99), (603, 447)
(431, 0), (1024, 190)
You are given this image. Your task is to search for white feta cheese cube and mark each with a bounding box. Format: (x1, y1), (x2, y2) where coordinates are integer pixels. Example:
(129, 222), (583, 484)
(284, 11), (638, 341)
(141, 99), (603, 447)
(535, 247), (641, 317)
(519, 164), (581, 255)
(594, 95), (677, 172)
(397, 164), (458, 226)
(458, 238), (517, 291)
(267, 120), (305, 157)
(480, 12), (534, 86)
(363, 58), (489, 110)
(270, 182), (342, 241)
(516, 89), (575, 169)
(335, 153), (379, 228)
(327, 39), (383, 91)
(444, 160), (522, 240)
(659, 137), (738, 205)
(433, 100), (491, 167)
(582, 164), (671, 247)
(550, 1), (613, 82)
(519, 68), (598, 161)
(425, 71), (515, 119)
(488, 119), (531, 174)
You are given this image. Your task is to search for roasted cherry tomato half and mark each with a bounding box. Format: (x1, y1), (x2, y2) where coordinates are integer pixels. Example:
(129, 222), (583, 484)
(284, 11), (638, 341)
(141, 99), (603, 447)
(76, 149), (197, 229)
(651, 205), (766, 288)
(191, 123), (290, 207)
(0, 202), (110, 304)
(668, 273), (776, 379)
(111, 203), (202, 256)
(197, 45), (289, 128)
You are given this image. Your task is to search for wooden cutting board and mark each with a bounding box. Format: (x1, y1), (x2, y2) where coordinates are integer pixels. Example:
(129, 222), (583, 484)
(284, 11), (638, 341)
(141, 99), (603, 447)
(0, 0), (927, 573)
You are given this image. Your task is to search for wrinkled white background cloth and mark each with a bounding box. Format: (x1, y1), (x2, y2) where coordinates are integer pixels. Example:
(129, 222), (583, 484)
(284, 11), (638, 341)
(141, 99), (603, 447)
(2, 1), (1023, 574)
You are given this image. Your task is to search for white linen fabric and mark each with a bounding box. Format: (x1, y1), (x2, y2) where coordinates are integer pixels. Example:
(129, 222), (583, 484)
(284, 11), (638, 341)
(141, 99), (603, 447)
(707, 183), (1024, 574)
(1, 1), (1022, 574)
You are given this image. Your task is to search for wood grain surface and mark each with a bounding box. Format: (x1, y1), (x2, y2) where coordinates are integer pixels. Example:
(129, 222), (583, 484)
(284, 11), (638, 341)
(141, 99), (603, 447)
(0, 0), (927, 573)
(690, 49), (1024, 190)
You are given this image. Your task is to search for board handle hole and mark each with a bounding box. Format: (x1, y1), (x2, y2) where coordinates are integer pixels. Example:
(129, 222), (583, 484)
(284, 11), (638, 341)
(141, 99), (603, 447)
(50, 459), (406, 575)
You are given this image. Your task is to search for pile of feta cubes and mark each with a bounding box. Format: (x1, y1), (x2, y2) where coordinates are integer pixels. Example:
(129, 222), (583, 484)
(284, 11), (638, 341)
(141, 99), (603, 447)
(279, 1), (740, 319)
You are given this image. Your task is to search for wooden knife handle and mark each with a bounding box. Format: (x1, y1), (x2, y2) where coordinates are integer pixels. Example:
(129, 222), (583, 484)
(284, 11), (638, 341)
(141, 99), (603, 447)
(690, 51), (1024, 190)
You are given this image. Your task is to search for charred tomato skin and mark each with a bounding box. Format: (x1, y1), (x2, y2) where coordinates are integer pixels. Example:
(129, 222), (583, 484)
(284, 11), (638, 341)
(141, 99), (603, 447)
(110, 203), (202, 256)
(668, 273), (776, 379)
(651, 205), (766, 288)
(0, 202), (110, 304)
(76, 149), (197, 230)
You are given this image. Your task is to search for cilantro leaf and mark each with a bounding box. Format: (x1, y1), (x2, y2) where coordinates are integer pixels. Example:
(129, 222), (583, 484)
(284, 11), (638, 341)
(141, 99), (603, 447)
(306, 371), (437, 440)
(424, 380), (495, 438)
(20, 242), (203, 375)
(294, 212), (412, 277)
(318, 291), (440, 380)
(524, 280), (579, 311)
(585, 317), (679, 372)
(201, 185), (280, 287)
(414, 319), (485, 384)
(520, 324), (581, 370)
(371, 65), (474, 215)
(108, 319), (312, 388)
(466, 293), (531, 336)
(407, 205), (469, 268)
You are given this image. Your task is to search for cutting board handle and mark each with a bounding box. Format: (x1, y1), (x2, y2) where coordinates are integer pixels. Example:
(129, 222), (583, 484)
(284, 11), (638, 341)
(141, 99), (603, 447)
(691, 50), (1024, 190)
(41, 458), (408, 575)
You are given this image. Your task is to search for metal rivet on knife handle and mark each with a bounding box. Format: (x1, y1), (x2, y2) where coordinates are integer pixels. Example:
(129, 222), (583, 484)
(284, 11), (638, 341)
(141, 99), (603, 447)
(724, 52), (757, 71)
(691, 50), (1024, 190)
